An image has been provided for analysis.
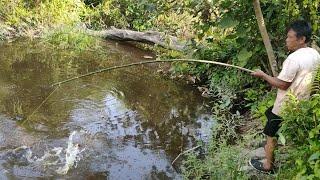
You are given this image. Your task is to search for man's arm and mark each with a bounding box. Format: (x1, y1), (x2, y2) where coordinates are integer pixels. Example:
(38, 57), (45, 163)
(251, 70), (291, 90)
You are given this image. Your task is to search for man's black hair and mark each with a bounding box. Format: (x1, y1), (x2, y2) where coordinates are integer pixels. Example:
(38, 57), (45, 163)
(288, 20), (312, 43)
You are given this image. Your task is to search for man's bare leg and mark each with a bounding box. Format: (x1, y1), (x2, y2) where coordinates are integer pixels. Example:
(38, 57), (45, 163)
(264, 136), (276, 170)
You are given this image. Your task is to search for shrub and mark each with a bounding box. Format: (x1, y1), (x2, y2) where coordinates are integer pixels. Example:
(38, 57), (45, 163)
(277, 68), (320, 179)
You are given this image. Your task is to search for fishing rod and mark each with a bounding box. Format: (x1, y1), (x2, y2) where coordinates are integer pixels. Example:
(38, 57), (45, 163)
(51, 58), (253, 87)
(22, 58), (254, 125)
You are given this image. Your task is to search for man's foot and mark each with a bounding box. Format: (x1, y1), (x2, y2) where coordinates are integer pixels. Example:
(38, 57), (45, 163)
(249, 158), (274, 174)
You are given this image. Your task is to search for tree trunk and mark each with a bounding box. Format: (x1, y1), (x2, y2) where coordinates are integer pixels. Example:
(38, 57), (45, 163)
(85, 27), (185, 51)
(253, 0), (278, 76)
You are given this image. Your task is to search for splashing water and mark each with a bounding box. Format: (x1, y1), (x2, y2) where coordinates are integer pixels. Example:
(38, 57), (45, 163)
(26, 147), (63, 166)
(19, 130), (87, 175)
(56, 131), (86, 174)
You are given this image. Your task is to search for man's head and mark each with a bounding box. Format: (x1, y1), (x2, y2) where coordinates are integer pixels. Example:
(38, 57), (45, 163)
(286, 20), (312, 51)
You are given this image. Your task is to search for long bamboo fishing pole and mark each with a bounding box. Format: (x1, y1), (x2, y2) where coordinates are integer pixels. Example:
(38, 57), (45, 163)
(51, 58), (253, 86)
(23, 58), (253, 125)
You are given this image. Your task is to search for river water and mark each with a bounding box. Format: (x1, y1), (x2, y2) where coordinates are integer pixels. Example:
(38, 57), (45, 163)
(0, 40), (214, 179)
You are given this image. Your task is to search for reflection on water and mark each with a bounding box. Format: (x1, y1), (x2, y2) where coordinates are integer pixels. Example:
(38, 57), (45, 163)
(0, 40), (214, 178)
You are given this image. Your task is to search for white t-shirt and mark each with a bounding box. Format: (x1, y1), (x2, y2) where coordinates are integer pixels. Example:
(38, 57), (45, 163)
(272, 47), (320, 115)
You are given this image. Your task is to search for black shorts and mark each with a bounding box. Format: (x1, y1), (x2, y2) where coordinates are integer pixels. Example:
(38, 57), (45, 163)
(263, 107), (282, 137)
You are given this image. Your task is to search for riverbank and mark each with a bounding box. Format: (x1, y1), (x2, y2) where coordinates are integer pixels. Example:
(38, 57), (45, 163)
(181, 77), (320, 179)
(0, 23), (15, 40)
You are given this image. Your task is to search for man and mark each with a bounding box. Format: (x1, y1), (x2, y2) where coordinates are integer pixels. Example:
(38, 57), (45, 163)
(249, 20), (320, 173)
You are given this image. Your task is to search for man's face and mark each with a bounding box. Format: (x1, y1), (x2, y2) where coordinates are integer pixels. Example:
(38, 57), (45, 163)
(286, 29), (306, 51)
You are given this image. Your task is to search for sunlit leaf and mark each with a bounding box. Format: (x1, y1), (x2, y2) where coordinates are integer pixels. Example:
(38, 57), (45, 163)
(237, 48), (252, 67)
(278, 133), (286, 145)
(309, 152), (320, 162)
(218, 16), (239, 29)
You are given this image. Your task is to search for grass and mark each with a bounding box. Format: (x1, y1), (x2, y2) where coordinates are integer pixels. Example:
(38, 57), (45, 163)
(42, 26), (102, 52)
(182, 142), (250, 179)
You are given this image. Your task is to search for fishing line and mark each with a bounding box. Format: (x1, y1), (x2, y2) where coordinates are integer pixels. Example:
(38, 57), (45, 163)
(22, 85), (60, 125)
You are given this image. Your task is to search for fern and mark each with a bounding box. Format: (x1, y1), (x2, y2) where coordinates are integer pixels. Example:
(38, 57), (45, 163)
(312, 66), (320, 94)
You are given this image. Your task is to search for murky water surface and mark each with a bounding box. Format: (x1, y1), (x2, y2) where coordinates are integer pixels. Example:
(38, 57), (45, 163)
(0, 40), (214, 179)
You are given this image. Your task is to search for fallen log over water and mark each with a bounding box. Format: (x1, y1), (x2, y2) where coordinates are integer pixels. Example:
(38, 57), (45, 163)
(85, 27), (320, 53)
(85, 27), (185, 51)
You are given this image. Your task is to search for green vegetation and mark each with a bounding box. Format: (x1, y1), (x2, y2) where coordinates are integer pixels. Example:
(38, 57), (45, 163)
(0, 0), (85, 27)
(0, 0), (320, 179)
(43, 27), (102, 52)
(276, 70), (320, 179)
(0, 0), (93, 50)
(183, 143), (249, 179)
(182, 74), (320, 179)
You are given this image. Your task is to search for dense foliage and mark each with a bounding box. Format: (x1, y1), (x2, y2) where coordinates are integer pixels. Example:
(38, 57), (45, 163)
(277, 70), (320, 179)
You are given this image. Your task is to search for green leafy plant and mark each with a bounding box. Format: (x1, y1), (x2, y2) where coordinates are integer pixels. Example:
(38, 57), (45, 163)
(182, 143), (248, 180)
(276, 68), (320, 179)
(43, 27), (102, 52)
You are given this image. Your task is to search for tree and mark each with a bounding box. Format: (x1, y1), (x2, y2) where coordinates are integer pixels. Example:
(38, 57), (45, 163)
(253, 0), (278, 76)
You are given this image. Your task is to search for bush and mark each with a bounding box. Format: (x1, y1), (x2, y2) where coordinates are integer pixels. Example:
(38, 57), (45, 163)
(276, 69), (320, 179)
(182, 142), (248, 180)
(0, 0), (86, 27)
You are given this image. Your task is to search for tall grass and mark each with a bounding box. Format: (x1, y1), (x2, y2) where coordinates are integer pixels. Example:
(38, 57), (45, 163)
(0, 0), (85, 27)
(43, 26), (102, 52)
(0, 0), (104, 51)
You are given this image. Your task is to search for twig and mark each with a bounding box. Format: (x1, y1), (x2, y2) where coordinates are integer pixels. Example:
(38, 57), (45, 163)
(51, 59), (254, 86)
(171, 145), (201, 165)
